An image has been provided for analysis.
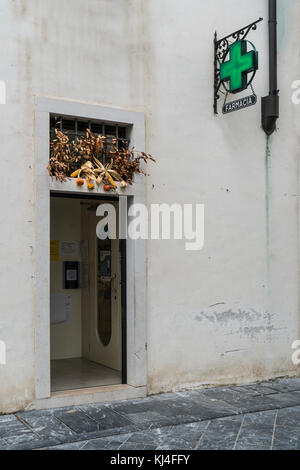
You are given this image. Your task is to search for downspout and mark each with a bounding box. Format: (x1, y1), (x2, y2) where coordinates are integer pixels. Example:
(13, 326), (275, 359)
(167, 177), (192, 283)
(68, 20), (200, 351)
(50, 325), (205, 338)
(262, 0), (279, 135)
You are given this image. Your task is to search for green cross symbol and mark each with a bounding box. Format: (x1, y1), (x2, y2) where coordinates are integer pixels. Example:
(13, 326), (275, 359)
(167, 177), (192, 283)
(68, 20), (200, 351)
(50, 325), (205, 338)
(220, 40), (258, 94)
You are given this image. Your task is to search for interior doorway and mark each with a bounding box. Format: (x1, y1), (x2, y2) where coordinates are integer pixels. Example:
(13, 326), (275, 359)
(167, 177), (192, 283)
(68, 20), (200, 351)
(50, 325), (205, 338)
(50, 194), (125, 392)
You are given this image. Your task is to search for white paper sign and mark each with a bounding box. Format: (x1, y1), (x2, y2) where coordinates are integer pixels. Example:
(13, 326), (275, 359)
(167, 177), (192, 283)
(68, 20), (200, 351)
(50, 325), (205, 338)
(66, 270), (77, 282)
(50, 294), (72, 324)
(60, 241), (79, 257)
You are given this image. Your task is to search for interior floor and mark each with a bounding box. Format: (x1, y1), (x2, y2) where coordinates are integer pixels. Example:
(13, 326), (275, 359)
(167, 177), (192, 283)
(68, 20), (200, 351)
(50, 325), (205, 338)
(51, 358), (122, 392)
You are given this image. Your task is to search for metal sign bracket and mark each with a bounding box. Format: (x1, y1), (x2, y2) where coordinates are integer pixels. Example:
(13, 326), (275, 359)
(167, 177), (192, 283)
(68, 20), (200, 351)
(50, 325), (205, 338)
(214, 18), (263, 114)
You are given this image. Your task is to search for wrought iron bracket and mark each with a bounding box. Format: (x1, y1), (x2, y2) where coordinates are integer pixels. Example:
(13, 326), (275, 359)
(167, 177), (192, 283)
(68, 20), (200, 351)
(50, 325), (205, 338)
(214, 17), (263, 114)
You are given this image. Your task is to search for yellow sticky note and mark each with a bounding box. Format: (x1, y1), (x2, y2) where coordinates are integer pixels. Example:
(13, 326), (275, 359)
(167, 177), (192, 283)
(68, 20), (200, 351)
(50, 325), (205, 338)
(50, 240), (59, 262)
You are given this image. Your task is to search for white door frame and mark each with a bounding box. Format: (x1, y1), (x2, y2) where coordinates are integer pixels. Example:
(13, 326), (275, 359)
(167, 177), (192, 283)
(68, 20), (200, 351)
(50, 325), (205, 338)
(34, 97), (147, 400)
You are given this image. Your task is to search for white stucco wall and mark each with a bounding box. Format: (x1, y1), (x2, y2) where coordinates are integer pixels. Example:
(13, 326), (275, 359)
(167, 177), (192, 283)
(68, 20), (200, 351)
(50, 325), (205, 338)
(0, 0), (300, 412)
(146, 0), (300, 393)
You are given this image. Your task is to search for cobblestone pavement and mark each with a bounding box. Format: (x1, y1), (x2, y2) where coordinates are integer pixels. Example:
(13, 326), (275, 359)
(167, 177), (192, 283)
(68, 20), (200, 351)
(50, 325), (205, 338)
(1, 378), (300, 450)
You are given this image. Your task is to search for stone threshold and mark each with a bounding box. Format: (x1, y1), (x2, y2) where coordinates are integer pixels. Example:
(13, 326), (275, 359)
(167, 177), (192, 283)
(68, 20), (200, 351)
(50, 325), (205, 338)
(28, 385), (147, 411)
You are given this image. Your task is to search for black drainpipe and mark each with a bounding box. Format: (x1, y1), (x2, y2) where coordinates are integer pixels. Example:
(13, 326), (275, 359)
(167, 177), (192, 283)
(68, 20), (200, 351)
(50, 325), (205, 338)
(262, 0), (279, 135)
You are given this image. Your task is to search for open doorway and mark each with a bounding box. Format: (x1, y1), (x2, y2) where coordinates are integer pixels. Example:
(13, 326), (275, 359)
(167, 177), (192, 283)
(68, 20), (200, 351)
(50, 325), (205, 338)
(50, 194), (125, 392)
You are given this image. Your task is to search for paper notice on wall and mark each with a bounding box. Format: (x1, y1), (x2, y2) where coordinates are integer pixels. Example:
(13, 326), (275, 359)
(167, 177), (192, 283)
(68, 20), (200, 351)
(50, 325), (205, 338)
(66, 269), (77, 282)
(50, 294), (72, 324)
(60, 241), (79, 257)
(100, 251), (111, 280)
(50, 240), (60, 262)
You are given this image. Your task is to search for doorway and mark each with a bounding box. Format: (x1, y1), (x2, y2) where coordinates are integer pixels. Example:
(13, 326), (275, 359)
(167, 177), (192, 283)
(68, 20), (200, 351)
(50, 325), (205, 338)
(35, 98), (147, 404)
(50, 195), (125, 392)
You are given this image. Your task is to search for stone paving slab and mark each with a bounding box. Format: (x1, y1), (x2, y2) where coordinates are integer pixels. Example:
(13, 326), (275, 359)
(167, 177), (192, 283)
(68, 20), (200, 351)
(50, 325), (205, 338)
(234, 410), (277, 450)
(230, 383), (279, 396)
(1, 378), (300, 450)
(196, 415), (244, 450)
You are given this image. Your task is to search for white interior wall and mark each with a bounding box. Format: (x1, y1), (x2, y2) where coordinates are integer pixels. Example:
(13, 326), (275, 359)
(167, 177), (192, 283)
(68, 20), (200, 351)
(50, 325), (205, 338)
(50, 198), (82, 360)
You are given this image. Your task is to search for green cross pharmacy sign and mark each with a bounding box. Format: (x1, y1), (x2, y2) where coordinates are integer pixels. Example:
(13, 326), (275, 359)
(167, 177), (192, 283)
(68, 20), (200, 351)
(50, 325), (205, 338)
(214, 18), (262, 115)
(220, 40), (258, 94)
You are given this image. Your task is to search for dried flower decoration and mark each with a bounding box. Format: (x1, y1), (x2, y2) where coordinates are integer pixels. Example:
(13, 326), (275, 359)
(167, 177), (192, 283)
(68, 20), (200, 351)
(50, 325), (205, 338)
(47, 128), (155, 189)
